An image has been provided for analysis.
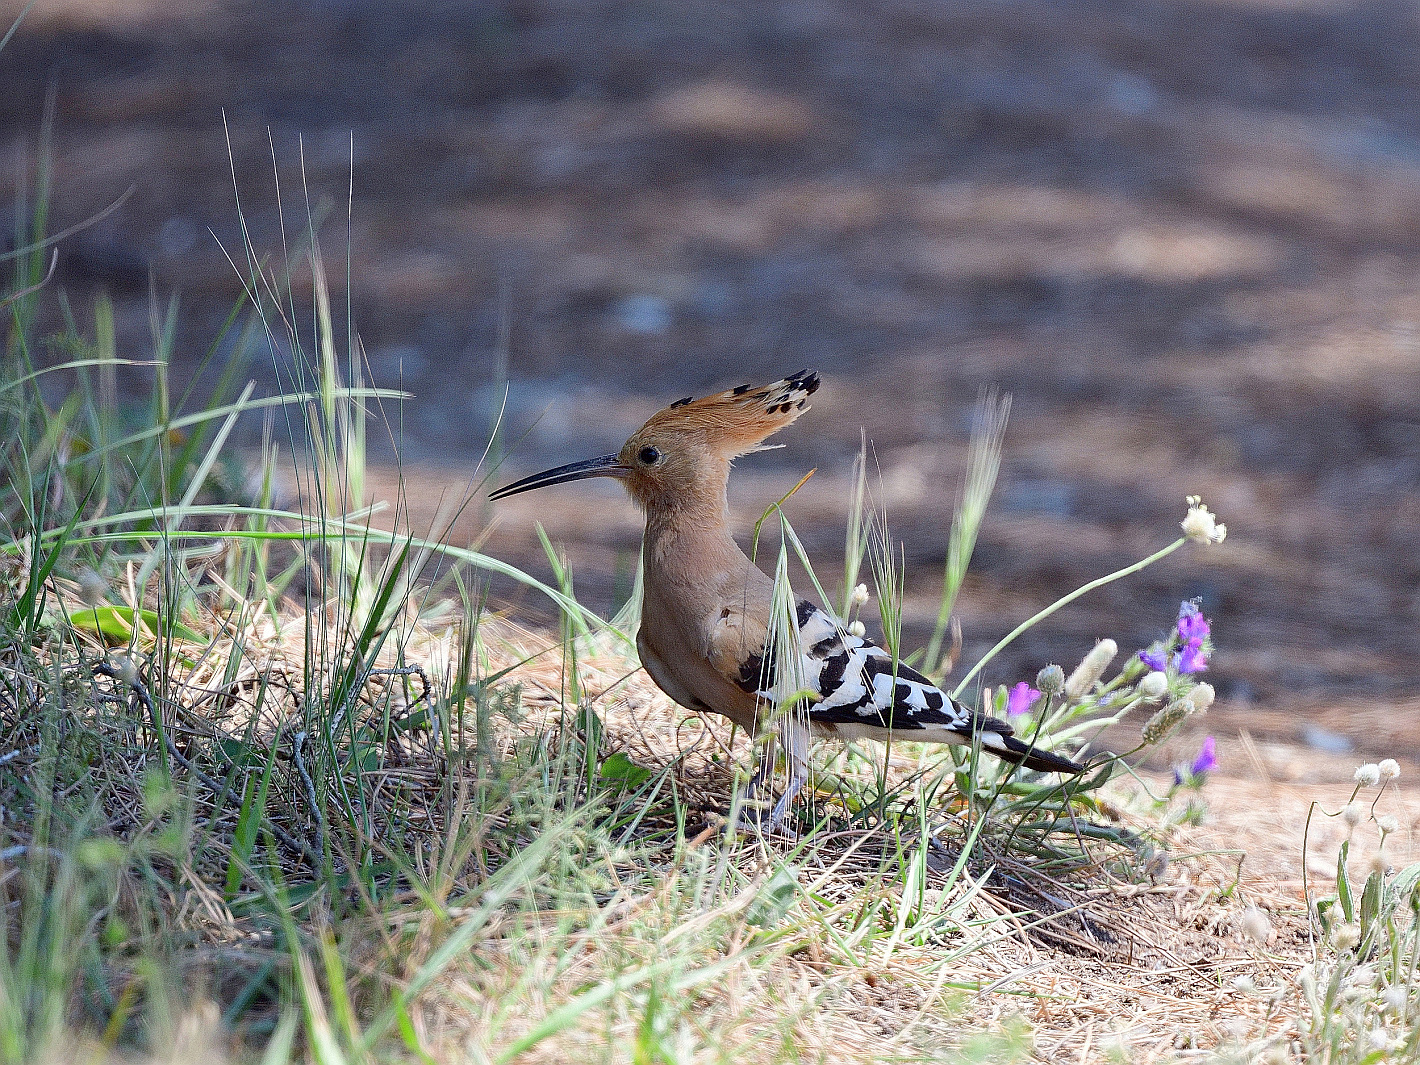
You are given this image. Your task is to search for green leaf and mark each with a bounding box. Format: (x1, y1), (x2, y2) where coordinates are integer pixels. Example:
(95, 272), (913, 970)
(1360, 869), (1383, 936)
(599, 751), (652, 789)
(746, 864), (799, 927)
(1336, 839), (1355, 923)
(70, 605), (204, 645)
(226, 740), (278, 900)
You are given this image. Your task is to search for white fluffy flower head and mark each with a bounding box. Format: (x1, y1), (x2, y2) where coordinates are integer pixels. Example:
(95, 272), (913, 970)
(1185, 682), (1215, 714)
(1355, 763), (1382, 787)
(1181, 495), (1227, 545)
(1139, 670), (1169, 700)
(847, 620), (866, 638)
(1378, 758), (1400, 781)
(849, 583), (870, 608)
(1332, 923), (1362, 951)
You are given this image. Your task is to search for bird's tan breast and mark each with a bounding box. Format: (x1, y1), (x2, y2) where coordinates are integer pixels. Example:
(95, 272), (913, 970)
(637, 528), (772, 732)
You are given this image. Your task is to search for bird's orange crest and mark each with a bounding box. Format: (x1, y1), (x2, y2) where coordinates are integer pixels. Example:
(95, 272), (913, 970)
(639, 369), (820, 457)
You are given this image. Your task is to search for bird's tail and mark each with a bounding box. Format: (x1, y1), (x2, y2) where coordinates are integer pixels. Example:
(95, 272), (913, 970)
(992, 733), (1086, 775)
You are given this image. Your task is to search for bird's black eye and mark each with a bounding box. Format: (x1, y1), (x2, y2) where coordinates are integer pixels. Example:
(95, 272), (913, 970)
(637, 445), (662, 466)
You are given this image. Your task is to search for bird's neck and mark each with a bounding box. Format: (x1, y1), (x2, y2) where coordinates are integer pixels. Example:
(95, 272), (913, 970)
(641, 481), (747, 576)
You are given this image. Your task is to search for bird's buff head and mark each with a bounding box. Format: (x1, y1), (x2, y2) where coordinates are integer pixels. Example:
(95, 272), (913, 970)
(489, 370), (820, 511)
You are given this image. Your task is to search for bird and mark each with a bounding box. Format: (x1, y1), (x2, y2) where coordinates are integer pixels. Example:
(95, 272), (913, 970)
(490, 371), (1085, 825)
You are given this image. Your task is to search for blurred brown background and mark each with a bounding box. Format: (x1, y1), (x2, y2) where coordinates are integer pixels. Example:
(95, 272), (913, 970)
(4, 0), (1419, 735)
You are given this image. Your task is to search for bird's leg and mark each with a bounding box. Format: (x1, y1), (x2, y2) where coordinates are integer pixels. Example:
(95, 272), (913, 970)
(746, 731), (778, 798)
(732, 732), (777, 827)
(767, 715), (811, 829)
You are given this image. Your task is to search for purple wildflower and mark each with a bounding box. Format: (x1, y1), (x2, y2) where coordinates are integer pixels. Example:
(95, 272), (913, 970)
(1177, 637), (1209, 674)
(1006, 682), (1040, 717)
(1139, 648), (1168, 671)
(1177, 601), (1210, 642)
(1173, 736), (1218, 785)
(1190, 735), (1218, 776)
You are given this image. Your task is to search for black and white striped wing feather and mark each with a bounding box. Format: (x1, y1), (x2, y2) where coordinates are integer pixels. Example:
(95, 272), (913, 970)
(748, 601), (1083, 775)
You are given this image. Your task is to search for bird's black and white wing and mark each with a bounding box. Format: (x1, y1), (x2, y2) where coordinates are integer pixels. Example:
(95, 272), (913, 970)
(744, 600), (1083, 775)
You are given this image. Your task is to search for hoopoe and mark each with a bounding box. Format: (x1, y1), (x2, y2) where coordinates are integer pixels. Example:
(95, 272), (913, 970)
(490, 371), (1085, 825)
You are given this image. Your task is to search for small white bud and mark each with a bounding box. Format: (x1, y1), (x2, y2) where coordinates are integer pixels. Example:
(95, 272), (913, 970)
(1036, 664), (1065, 697)
(1377, 815), (1399, 836)
(1181, 496), (1227, 545)
(1378, 758), (1401, 781)
(1184, 682), (1214, 714)
(1342, 803), (1363, 828)
(1139, 670), (1169, 700)
(849, 583), (870, 608)
(1355, 763), (1382, 787)
(847, 620), (866, 639)
(1240, 906), (1273, 945)
(1065, 639), (1117, 700)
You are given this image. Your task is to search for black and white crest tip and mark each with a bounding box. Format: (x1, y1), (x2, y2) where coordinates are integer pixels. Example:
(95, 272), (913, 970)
(749, 600), (1084, 775)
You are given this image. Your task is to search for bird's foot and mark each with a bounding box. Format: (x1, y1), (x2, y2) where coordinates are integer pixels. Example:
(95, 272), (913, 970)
(728, 790), (797, 838)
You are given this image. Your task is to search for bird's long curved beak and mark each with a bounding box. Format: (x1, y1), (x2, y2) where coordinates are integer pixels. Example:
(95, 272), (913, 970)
(488, 454), (629, 500)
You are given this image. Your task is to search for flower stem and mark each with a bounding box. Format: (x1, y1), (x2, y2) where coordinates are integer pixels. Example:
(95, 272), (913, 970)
(952, 536), (1188, 698)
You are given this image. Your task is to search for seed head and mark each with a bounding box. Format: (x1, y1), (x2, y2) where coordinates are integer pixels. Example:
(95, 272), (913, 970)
(1232, 975), (1258, 995)
(849, 583), (870, 608)
(1035, 664), (1065, 698)
(1342, 803), (1363, 828)
(1355, 763), (1382, 788)
(77, 568), (109, 608)
(1142, 699), (1190, 744)
(1377, 815), (1399, 836)
(1378, 758), (1400, 781)
(1382, 986), (1408, 1012)
(1240, 906), (1273, 945)
(1065, 639), (1117, 700)
(847, 620), (866, 638)
(1139, 670), (1169, 700)
(1332, 923), (1361, 951)
(1181, 496), (1227, 545)
(1185, 682), (1215, 714)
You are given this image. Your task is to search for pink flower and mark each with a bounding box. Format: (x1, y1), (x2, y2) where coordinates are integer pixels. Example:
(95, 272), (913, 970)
(1177, 600), (1210, 642)
(1177, 637), (1208, 674)
(1007, 682), (1041, 717)
(1175, 736), (1218, 784)
(1191, 735), (1218, 775)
